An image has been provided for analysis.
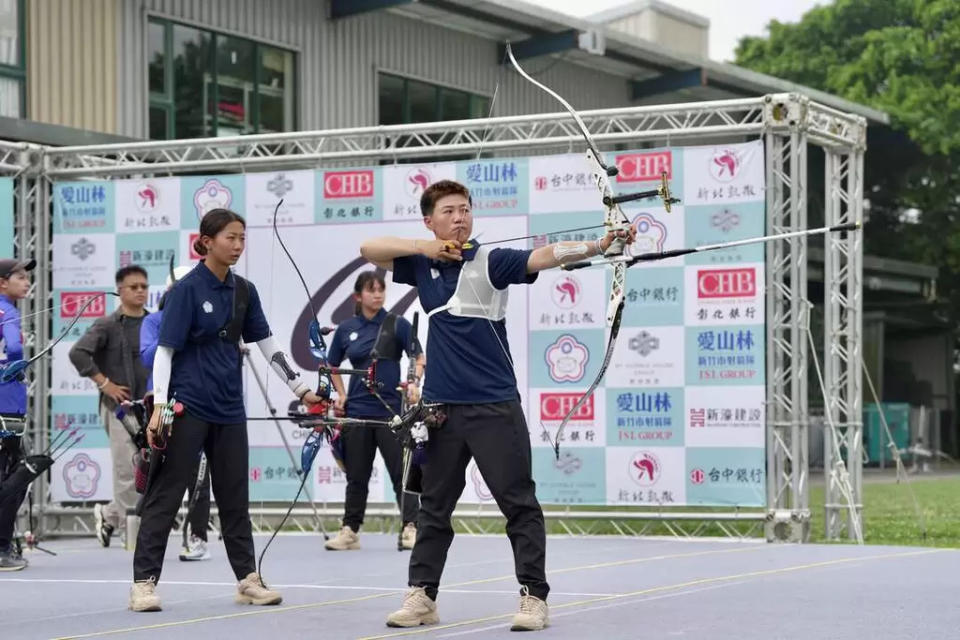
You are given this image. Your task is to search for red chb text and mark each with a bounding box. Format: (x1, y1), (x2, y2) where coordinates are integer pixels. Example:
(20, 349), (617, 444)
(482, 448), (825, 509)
(324, 171), (374, 198)
(541, 393), (594, 421)
(697, 268), (756, 299)
(615, 152), (672, 182)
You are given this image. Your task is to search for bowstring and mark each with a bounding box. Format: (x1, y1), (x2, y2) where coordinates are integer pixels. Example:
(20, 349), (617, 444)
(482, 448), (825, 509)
(464, 42), (559, 452)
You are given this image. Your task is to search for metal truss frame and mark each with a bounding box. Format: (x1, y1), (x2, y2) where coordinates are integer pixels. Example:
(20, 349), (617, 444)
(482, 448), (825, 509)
(13, 93), (865, 542)
(822, 146), (865, 540)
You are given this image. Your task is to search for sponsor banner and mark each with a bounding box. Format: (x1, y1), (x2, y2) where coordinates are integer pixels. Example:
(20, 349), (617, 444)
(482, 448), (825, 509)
(51, 395), (108, 448)
(248, 447), (387, 503)
(382, 163), (457, 221)
(528, 153), (606, 214)
(460, 459), (497, 505)
(686, 324), (764, 385)
(606, 447), (686, 506)
(683, 140), (764, 206)
(529, 269), (606, 331)
(0, 178), (12, 254)
(115, 231), (179, 287)
(528, 211), (605, 249)
(684, 202), (765, 265)
(621, 266), (684, 326)
(51, 342), (99, 396)
(684, 386), (765, 448)
(114, 177), (181, 233)
(53, 181), (114, 234)
(621, 206), (685, 268)
(608, 325), (685, 388)
(50, 448), (112, 502)
(528, 329), (605, 389)
(606, 387), (684, 447)
(685, 447), (765, 506)
(529, 388), (606, 448)
(245, 169), (315, 226)
(52, 233), (116, 289)
(181, 175), (245, 227)
(248, 447), (314, 501)
(317, 167), (383, 224)
(684, 262), (764, 326)
(613, 148), (683, 197)
(46, 142), (765, 507)
(532, 448), (606, 504)
(458, 158), (527, 216)
(51, 289), (113, 337)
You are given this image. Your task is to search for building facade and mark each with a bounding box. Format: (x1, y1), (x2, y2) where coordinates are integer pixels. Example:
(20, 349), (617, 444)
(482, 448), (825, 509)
(7, 0), (887, 141)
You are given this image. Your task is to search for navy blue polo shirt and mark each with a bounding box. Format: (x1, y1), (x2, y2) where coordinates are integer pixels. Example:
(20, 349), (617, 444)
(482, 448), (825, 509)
(393, 244), (537, 404)
(327, 308), (413, 419)
(158, 262), (271, 424)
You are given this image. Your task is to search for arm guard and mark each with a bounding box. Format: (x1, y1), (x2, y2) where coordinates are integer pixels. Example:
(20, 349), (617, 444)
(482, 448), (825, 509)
(256, 335), (310, 398)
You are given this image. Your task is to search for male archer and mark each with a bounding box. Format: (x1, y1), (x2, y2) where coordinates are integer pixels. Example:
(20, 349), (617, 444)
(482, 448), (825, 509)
(361, 179), (634, 631)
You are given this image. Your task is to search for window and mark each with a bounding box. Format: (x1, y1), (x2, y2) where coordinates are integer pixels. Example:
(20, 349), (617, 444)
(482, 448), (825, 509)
(378, 73), (490, 125)
(0, 0), (25, 118)
(148, 18), (296, 140)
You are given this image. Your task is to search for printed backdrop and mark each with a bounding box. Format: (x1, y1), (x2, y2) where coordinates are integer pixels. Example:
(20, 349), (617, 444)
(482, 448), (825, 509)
(0, 177), (13, 257)
(48, 141), (766, 508)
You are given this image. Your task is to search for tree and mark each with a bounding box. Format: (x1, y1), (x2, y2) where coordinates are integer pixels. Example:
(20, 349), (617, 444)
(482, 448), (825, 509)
(735, 0), (960, 338)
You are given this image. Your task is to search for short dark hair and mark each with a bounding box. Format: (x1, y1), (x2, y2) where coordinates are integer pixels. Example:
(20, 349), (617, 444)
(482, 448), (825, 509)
(420, 180), (472, 217)
(115, 265), (148, 285)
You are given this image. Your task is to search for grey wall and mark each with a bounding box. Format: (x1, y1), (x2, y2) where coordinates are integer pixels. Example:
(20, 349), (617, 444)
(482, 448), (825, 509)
(116, 0), (632, 138)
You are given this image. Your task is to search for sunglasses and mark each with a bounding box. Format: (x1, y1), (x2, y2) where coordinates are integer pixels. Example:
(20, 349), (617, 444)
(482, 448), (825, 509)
(123, 283), (149, 291)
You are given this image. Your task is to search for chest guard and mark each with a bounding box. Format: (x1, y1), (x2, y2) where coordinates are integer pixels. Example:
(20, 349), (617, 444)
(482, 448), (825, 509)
(426, 247), (508, 321)
(370, 313), (402, 361)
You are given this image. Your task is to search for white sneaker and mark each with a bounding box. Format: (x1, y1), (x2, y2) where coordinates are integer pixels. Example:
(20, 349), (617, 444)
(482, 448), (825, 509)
(94, 504), (113, 548)
(511, 588), (549, 631)
(179, 535), (211, 561)
(129, 578), (161, 612)
(236, 572), (283, 606)
(401, 522), (417, 550)
(324, 525), (360, 551)
(385, 586), (439, 627)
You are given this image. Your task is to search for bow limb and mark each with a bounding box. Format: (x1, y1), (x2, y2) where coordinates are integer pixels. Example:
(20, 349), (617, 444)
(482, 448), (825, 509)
(505, 44), (605, 167)
(271, 199), (333, 407)
(259, 201), (333, 585)
(505, 43), (632, 457)
(0, 292), (116, 383)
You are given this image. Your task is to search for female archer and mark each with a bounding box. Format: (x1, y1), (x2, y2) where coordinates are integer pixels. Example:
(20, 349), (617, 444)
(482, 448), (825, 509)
(129, 208), (323, 612)
(325, 271), (424, 551)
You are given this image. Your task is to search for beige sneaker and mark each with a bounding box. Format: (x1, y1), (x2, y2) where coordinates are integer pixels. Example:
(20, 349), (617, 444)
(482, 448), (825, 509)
(324, 525), (360, 551)
(129, 578), (161, 612)
(235, 572), (283, 606)
(385, 586), (439, 628)
(401, 523), (417, 550)
(511, 589), (548, 631)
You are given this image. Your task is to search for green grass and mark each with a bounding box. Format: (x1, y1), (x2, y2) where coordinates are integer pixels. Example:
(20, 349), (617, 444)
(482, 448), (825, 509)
(808, 474), (960, 547)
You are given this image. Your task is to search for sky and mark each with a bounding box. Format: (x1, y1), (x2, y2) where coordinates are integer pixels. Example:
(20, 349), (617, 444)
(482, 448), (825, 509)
(525, 0), (826, 62)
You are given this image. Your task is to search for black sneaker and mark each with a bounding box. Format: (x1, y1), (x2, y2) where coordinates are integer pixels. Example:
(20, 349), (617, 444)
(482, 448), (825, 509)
(0, 550), (28, 571)
(94, 503), (114, 547)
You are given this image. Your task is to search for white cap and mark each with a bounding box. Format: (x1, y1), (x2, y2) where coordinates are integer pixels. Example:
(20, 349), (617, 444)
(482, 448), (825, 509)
(166, 265), (194, 288)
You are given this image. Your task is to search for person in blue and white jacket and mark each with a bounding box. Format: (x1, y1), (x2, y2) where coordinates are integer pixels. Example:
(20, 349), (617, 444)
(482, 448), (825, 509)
(0, 257), (36, 571)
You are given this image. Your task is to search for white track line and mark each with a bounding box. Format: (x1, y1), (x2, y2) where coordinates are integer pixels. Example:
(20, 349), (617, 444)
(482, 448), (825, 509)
(435, 580), (749, 638)
(0, 578), (616, 598)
